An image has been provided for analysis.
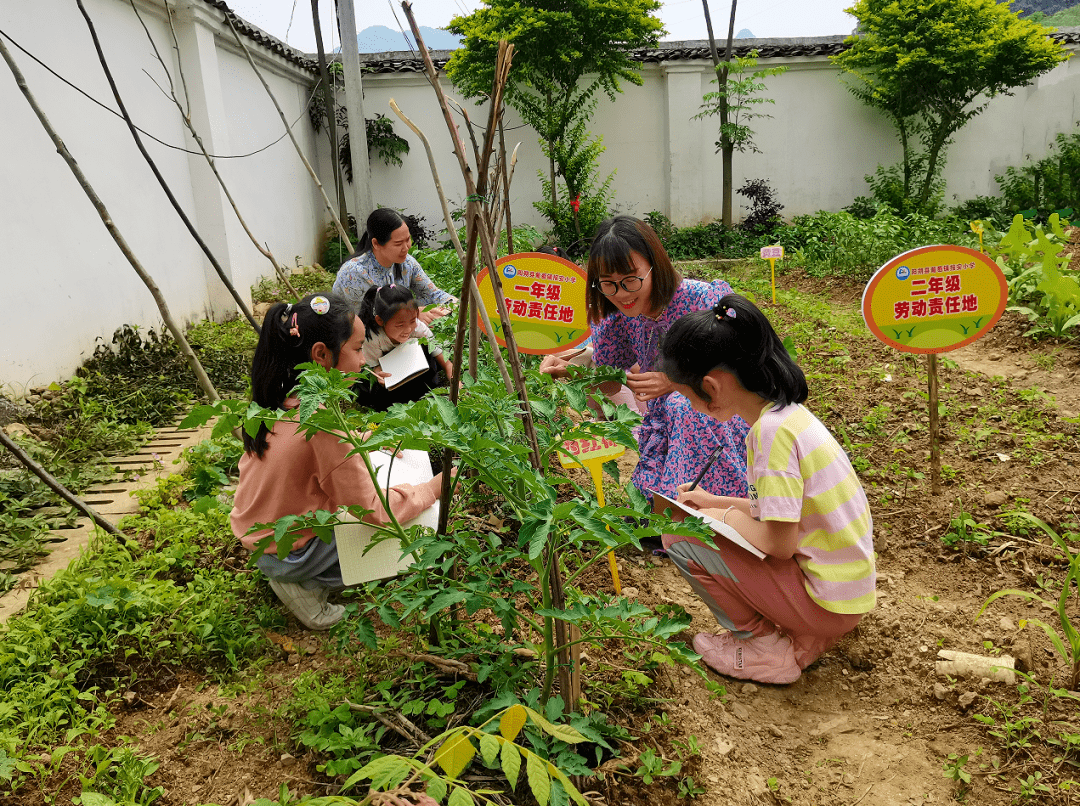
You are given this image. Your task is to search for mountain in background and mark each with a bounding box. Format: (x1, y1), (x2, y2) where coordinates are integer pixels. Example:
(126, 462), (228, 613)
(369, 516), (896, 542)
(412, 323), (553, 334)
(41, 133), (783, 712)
(735, 28), (755, 38)
(1013, 0), (1080, 16)
(351, 24), (462, 53)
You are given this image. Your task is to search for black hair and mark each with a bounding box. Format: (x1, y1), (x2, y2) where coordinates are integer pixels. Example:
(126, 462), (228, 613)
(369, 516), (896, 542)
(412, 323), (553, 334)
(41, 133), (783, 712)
(350, 208), (408, 282)
(586, 215), (680, 324)
(535, 244), (568, 259)
(245, 292), (356, 456)
(659, 294), (808, 408)
(358, 283), (418, 339)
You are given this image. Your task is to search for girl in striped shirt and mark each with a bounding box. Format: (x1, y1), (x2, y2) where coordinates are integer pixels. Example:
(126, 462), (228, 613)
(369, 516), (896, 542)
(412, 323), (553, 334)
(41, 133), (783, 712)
(658, 294), (875, 685)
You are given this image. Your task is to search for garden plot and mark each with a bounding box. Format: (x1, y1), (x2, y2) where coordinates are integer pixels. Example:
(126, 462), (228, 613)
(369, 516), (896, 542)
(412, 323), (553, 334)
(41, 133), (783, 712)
(2, 266), (1078, 806)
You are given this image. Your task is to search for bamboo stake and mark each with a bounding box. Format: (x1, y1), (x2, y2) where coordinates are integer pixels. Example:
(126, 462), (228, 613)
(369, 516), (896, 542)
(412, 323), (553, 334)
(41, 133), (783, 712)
(136, 1), (300, 302)
(388, 99), (513, 394)
(0, 430), (122, 538)
(310, 0), (348, 224)
(75, 0), (260, 334)
(225, 14), (354, 251)
(0, 36), (219, 403)
(402, 4), (574, 708)
(402, 7), (540, 466)
(499, 120), (515, 254)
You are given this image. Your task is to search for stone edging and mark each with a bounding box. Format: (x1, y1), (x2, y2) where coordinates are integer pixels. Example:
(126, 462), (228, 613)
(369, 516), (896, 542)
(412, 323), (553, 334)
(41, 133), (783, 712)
(0, 422), (215, 623)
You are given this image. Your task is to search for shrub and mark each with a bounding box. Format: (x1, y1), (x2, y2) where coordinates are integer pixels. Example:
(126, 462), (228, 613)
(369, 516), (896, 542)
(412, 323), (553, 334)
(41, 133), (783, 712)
(737, 178), (784, 237)
(779, 209), (976, 280)
(996, 131), (1080, 222)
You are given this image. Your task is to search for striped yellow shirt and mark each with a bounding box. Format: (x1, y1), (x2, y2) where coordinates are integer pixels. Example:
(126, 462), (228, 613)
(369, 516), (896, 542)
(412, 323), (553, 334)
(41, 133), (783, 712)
(746, 403), (876, 614)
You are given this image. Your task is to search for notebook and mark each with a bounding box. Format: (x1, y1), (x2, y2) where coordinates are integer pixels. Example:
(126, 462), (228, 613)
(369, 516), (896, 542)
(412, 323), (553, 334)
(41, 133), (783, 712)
(379, 339), (430, 390)
(648, 490), (766, 559)
(335, 448), (440, 585)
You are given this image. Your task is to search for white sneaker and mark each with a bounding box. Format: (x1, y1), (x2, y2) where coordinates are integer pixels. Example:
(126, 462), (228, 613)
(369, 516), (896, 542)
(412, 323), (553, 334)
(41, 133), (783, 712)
(267, 578), (345, 630)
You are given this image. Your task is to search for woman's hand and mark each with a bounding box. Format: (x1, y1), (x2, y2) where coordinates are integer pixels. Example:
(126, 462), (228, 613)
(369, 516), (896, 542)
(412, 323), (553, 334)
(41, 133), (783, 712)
(419, 306), (451, 325)
(539, 352), (573, 379)
(626, 370), (673, 402)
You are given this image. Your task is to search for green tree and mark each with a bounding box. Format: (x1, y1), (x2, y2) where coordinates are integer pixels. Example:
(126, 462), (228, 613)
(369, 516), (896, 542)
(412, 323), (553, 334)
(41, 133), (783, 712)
(695, 50), (788, 225)
(833, 0), (1066, 214)
(446, 0), (664, 244)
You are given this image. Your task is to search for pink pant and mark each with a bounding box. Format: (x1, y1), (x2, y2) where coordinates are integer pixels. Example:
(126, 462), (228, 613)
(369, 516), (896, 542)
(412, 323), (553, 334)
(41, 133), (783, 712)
(661, 534), (863, 668)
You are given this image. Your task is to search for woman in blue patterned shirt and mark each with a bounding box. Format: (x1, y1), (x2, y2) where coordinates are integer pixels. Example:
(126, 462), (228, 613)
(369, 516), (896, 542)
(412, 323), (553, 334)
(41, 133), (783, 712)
(333, 208), (456, 324)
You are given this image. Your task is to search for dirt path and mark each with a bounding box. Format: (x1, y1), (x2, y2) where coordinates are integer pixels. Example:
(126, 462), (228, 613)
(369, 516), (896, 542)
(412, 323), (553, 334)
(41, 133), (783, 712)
(593, 282), (1080, 806)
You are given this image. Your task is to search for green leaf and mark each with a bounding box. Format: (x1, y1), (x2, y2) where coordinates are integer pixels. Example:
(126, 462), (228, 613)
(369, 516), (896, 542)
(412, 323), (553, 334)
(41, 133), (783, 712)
(522, 705), (587, 744)
(341, 754), (406, 790)
(426, 589), (468, 617)
(76, 795), (116, 806)
(448, 787), (475, 806)
(500, 736), (521, 790)
(479, 732), (501, 766)
(526, 750), (552, 806)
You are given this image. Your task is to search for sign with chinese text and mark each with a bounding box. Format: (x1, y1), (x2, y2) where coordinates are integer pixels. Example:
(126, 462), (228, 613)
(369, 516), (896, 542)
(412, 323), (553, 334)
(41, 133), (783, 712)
(476, 252), (590, 355)
(557, 435), (625, 469)
(760, 245), (784, 260)
(862, 245), (1007, 354)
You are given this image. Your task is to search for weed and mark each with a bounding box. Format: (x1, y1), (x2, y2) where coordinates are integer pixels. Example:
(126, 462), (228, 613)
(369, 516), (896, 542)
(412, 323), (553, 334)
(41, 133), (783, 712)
(977, 513), (1080, 690)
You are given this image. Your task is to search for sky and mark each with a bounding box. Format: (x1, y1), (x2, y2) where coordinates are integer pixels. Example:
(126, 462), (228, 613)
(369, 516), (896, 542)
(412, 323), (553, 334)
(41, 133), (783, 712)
(225, 0), (858, 54)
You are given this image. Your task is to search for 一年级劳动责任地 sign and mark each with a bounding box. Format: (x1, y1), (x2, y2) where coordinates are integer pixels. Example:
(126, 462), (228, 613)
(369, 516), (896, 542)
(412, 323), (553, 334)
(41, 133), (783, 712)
(476, 252), (591, 355)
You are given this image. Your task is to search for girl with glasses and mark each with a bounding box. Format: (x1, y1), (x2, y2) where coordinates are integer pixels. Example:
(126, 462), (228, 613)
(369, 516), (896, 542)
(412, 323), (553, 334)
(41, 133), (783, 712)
(541, 215), (749, 502)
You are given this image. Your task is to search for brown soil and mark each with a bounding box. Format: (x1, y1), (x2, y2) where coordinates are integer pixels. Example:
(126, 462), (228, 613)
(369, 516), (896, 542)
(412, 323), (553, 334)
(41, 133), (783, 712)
(12, 270), (1080, 806)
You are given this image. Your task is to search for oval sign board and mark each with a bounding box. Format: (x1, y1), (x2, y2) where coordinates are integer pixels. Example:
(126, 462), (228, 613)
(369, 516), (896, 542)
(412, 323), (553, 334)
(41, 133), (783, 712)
(476, 253), (590, 355)
(862, 244), (1007, 354)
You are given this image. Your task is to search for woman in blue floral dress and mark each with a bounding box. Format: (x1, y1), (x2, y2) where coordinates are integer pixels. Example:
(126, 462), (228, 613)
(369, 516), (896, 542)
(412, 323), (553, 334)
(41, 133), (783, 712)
(542, 216), (748, 500)
(333, 208), (456, 325)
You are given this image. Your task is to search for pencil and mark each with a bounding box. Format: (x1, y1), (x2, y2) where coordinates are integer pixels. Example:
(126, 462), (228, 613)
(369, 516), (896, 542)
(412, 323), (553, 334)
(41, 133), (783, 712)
(687, 444), (724, 491)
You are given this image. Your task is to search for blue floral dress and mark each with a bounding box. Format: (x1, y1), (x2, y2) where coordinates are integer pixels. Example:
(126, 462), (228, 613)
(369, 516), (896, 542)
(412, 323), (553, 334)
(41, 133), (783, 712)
(333, 252), (455, 311)
(591, 279), (750, 499)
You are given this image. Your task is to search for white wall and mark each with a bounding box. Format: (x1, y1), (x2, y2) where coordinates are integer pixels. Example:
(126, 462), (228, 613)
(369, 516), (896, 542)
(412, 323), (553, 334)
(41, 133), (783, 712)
(359, 38), (1080, 229)
(0, 0), (325, 393)
(2, 0), (1079, 392)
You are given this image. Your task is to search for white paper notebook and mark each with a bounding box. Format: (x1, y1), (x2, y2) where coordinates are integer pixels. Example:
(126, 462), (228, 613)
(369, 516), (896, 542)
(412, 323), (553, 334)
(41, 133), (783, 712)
(649, 490), (767, 559)
(335, 448), (440, 585)
(378, 339), (430, 390)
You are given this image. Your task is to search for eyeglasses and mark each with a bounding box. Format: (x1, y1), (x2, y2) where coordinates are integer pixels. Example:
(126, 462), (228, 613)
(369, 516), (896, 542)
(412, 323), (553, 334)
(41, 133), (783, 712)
(594, 265), (654, 296)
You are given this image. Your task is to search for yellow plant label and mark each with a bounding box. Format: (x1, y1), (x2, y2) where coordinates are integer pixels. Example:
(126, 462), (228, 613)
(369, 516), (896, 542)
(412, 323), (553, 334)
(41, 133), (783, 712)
(558, 435), (625, 469)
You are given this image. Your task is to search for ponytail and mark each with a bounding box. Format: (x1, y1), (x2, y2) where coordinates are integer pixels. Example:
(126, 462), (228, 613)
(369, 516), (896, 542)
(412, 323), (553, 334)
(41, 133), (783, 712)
(358, 284), (417, 338)
(246, 292), (355, 456)
(659, 294), (807, 408)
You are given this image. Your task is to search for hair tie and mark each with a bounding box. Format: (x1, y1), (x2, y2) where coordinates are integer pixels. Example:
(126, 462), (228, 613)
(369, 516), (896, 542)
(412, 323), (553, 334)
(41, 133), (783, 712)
(285, 303), (293, 314)
(715, 304), (736, 321)
(310, 295), (330, 315)
(288, 312), (300, 338)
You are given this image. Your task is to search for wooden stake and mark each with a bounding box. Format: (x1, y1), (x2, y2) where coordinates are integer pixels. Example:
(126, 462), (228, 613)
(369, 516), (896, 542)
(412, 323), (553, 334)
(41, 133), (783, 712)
(0, 35), (219, 403)
(928, 353), (941, 495)
(0, 430), (122, 538)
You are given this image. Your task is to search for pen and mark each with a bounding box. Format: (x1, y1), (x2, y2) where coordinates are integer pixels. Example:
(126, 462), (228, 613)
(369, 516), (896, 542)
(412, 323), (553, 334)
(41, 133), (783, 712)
(687, 444), (724, 491)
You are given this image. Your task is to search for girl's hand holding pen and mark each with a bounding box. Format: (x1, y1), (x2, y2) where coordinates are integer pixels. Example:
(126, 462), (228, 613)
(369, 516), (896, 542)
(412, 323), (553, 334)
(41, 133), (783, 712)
(676, 486), (726, 511)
